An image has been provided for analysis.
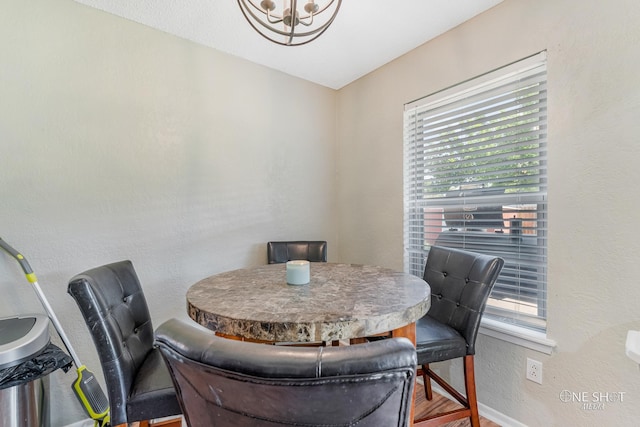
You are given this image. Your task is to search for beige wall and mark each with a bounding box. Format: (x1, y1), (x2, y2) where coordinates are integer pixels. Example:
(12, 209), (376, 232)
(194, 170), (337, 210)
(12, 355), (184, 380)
(337, 0), (640, 425)
(0, 1), (337, 425)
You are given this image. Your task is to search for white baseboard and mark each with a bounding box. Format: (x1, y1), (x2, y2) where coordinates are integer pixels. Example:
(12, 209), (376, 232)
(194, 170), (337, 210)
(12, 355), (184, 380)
(477, 400), (528, 427)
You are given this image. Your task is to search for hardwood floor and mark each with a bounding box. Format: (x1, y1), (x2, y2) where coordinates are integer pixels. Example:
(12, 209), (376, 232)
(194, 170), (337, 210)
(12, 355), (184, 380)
(156, 388), (499, 427)
(413, 389), (501, 427)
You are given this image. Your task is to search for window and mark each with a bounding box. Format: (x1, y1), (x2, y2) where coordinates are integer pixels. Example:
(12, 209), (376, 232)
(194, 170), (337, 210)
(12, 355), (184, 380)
(403, 52), (548, 332)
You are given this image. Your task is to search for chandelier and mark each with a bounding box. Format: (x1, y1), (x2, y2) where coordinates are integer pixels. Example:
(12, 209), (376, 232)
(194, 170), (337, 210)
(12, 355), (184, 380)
(237, 0), (342, 46)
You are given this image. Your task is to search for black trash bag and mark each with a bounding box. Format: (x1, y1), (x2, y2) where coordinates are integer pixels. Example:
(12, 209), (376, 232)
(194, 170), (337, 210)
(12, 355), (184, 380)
(0, 343), (73, 390)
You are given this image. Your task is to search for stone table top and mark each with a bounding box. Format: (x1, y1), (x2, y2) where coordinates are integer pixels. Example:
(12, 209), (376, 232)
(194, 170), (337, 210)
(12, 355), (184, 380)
(187, 263), (431, 342)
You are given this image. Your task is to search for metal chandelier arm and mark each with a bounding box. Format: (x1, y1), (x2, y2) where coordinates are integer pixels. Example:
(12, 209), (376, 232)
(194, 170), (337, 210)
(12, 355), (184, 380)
(237, 0), (342, 46)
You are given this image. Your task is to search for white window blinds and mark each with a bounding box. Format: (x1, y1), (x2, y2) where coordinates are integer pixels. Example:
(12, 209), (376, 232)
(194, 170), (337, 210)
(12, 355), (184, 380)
(403, 52), (547, 331)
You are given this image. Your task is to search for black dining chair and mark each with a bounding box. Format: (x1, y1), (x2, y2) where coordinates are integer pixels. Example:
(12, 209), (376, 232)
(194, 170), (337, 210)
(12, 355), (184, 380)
(67, 260), (182, 427)
(414, 246), (504, 427)
(155, 318), (417, 427)
(266, 240), (327, 264)
(267, 240), (332, 346)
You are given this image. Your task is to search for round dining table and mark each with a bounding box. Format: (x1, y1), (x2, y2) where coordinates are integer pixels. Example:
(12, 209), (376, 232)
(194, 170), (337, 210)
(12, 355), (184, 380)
(186, 262), (430, 343)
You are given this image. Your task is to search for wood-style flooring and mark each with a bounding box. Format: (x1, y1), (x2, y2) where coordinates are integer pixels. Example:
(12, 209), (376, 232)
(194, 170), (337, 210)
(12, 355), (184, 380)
(147, 390), (500, 427)
(413, 389), (501, 427)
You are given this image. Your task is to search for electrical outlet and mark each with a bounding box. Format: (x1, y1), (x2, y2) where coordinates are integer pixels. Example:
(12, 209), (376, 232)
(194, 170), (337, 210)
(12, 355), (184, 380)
(526, 358), (543, 384)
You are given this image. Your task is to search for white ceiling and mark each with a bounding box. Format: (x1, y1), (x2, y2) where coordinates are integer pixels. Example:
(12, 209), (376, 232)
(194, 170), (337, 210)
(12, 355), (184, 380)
(74, 0), (503, 90)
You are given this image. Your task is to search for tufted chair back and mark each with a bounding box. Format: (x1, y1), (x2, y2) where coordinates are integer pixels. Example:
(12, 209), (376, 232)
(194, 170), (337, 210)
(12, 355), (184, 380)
(414, 245), (504, 427)
(156, 318), (417, 427)
(68, 260), (181, 426)
(267, 241), (327, 264)
(422, 245), (504, 355)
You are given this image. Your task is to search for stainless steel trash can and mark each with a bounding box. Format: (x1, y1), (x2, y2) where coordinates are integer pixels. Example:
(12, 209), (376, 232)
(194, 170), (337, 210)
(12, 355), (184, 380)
(0, 376), (48, 427)
(0, 315), (51, 427)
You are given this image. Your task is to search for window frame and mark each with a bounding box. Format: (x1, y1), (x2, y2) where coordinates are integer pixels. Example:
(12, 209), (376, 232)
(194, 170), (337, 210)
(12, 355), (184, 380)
(403, 52), (550, 339)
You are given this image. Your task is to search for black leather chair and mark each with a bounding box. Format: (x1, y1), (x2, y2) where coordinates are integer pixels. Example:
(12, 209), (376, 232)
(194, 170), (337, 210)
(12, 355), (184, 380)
(267, 240), (332, 346)
(67, 260), (182, 427)
(155, 318), (417, 427)
(267, 240), (327, 264)
(414, 246), (504, 427)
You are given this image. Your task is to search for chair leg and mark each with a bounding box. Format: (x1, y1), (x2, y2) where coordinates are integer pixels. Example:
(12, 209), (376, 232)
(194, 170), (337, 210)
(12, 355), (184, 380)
(421, 364), (433, 400)
(463, 355), (480, 427)
(151, 418), (183, 427)
(414, 355), (479, 427)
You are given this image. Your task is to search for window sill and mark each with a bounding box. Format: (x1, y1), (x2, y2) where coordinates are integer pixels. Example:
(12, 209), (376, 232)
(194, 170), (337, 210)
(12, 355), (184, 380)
(479, 318), (556, 354)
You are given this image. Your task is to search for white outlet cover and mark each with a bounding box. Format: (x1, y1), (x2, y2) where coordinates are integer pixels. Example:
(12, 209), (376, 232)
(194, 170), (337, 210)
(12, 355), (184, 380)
(527, 357), (543, 384)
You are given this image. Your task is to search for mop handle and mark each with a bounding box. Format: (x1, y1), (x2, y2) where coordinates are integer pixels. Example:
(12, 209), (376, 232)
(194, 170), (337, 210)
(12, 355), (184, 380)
(0, 238), (37, 283)
(0, 237), (83, 368)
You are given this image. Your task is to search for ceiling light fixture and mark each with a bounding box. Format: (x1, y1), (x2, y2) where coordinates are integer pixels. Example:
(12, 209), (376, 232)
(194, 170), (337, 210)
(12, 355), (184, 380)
(237, 0), (342, 46)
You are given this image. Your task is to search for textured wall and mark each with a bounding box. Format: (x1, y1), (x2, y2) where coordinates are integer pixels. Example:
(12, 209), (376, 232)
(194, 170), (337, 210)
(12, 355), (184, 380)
(0, 1), (337, 425)
(336, 0), (640, 425)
